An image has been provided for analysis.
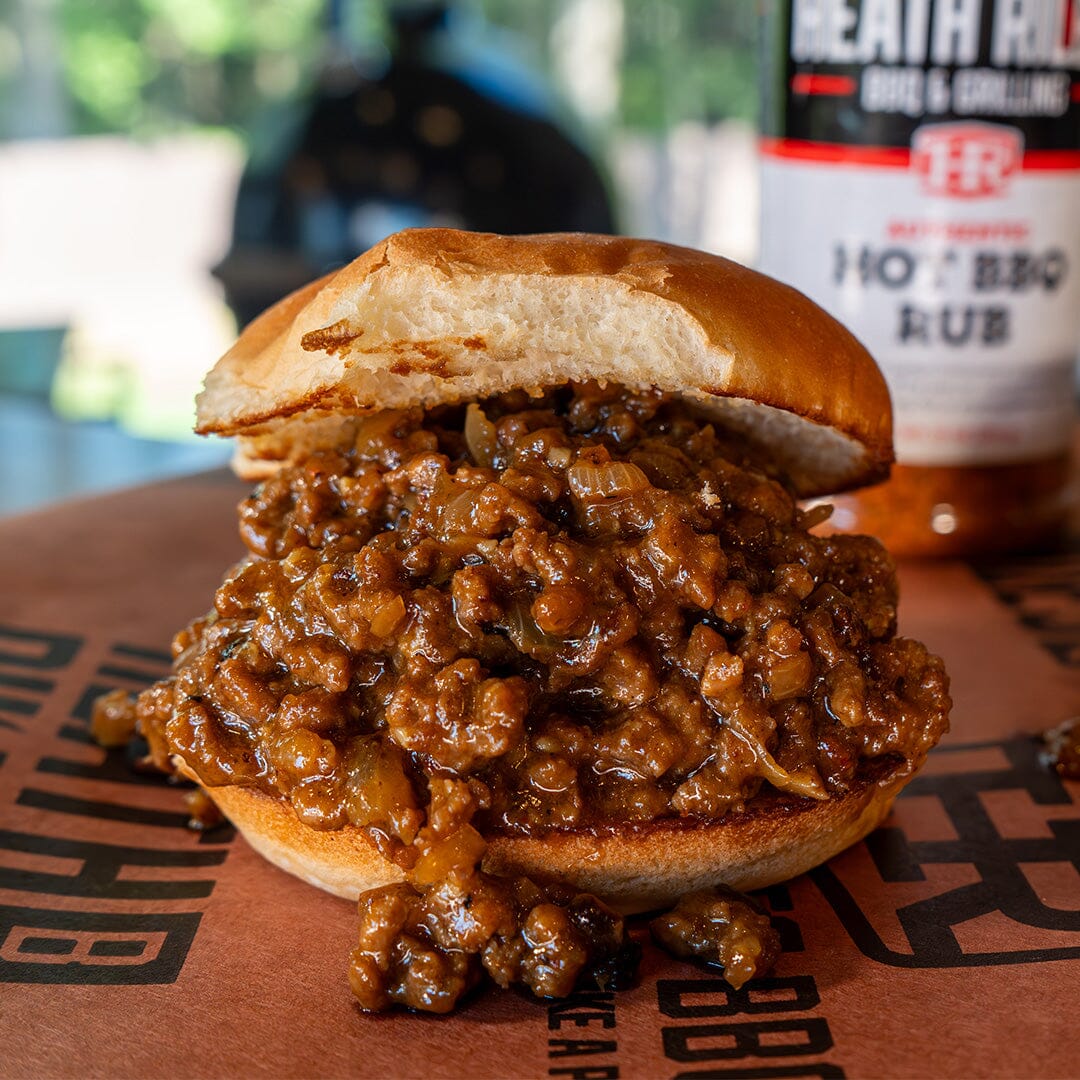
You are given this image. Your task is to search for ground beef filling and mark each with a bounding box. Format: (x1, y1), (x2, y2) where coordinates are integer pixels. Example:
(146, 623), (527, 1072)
(650, 888), (782, 990)
(130, 382), (950, 1012)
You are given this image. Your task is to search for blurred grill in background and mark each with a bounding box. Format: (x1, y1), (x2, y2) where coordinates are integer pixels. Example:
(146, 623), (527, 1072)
(219, 0), (616, 325)
(0, 0), (758, 514)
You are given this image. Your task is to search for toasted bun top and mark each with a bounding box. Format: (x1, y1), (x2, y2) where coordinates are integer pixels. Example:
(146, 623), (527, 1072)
(197, 229), (893, 496)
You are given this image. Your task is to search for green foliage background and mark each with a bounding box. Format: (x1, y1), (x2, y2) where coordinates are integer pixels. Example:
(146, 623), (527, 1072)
(1, 0), (759, 144)
(55, 0), (326, 135)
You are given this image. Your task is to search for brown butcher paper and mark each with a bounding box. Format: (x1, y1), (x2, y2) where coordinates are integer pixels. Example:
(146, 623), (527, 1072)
(0, 469), (1077, 1079)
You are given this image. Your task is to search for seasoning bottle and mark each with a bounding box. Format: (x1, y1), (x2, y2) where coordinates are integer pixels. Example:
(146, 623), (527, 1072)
(758, 0), (1080, 555)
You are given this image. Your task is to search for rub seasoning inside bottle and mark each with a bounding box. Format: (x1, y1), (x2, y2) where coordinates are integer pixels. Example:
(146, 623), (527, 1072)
(759, 0), (1080, 556)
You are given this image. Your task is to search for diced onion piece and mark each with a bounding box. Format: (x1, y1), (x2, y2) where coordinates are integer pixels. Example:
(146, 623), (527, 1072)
(768, 652), (812, 700)
(353, 410), (408, 457)
(412, 824), (486, 886)
(464, 403), (498, 468)
(757, 754), (827, 801)
(442, 488), (480, 532)
(726, 711), (827, 801)
(369, 594), (406, 637)
(567, 461), (651, 500)
(505, 603), (558, 655)
(344, 738), (421, 844)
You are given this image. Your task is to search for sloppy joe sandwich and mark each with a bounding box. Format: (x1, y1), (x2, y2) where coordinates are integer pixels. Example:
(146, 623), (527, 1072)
(109, 229), (950, 1012)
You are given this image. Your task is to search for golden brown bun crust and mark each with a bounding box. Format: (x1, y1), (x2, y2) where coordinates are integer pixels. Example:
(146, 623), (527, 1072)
(199, 763), (908, 914)
(198, 229), (893, 497)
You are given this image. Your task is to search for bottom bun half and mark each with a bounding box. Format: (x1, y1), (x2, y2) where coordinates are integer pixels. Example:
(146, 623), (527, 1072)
(195, 761), (908, 914)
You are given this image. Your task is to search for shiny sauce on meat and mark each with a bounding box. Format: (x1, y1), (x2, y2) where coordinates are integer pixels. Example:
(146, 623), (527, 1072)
(117, 383), (950, 1011)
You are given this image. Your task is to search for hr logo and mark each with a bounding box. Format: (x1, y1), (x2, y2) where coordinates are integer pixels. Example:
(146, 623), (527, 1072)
(911, 122), (1024, 199)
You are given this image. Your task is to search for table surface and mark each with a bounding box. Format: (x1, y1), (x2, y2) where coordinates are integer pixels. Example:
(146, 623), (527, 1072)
(0, 470), (1077, 1079)
(0, 393), (231, 518)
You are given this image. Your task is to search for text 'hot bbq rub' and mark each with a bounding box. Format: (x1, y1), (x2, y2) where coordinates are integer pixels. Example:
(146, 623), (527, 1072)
(98, 230), (950, 1013)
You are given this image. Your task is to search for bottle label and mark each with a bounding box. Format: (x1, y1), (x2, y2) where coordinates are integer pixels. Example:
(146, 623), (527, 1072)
(759, 0), (1080, 466)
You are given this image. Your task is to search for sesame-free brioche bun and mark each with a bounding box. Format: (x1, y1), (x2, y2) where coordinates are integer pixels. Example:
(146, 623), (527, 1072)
(180, 229), (916, 917)
(191, 759), (908, 914)
(197, 228), (892, 497)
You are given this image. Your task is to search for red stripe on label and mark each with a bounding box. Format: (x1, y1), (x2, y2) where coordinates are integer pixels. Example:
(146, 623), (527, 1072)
(790, 73), (858, 96)
(1023, 149), (1080, 169)
(758, 137), (909, 167)
(1070, 81), (1080, 101)
(759, 137), (1080, 171)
